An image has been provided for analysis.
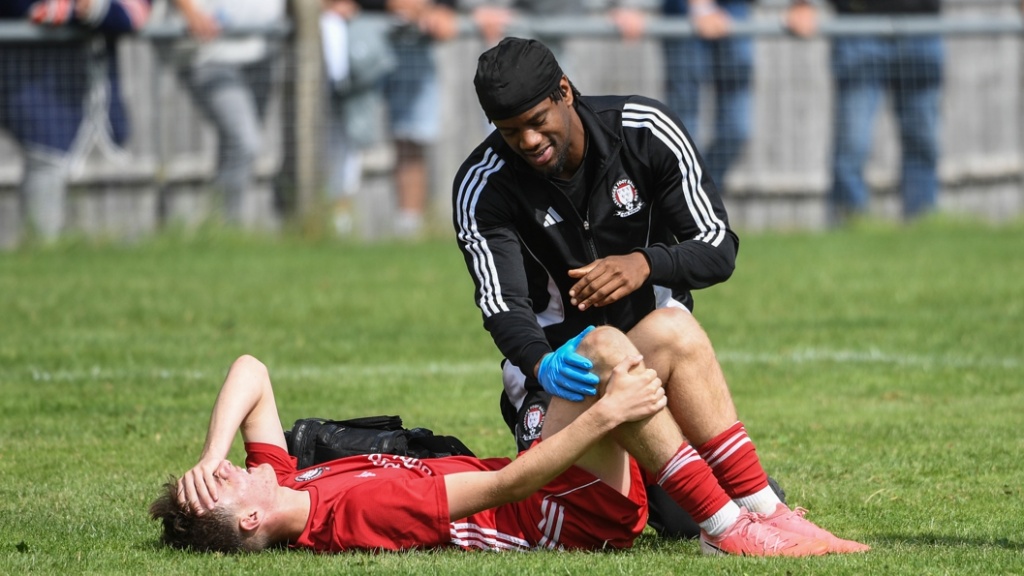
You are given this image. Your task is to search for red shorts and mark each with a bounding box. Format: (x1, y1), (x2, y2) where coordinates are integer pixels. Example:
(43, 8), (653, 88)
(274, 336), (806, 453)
(507, 455), (648, 550)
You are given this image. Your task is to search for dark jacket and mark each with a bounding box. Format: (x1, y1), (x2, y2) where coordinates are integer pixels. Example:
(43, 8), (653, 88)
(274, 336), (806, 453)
(452, 94), (738, 379)
(663, 0), (755, 16)
(829, 0), (939, 15)
(0, 0), (150, 151)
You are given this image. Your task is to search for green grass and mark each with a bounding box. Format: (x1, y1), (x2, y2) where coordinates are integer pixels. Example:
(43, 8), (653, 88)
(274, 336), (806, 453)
(1, 217), (1022, 575)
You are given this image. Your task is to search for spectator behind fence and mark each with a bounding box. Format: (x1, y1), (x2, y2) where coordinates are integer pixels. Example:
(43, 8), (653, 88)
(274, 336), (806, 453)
(660, 0), (810, 196)
(0, 0), (150, 246)
(661, 0), (750, 196)
(788, 0), (943, 225)
(167, 0), (286, 227)
(466, 0), (652, 73)
(324, 0), (458, 239)
(320, 0), (393, 236)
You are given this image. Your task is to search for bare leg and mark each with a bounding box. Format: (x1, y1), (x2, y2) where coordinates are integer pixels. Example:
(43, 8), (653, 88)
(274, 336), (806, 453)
(394, 139), (427, 237)
(20, 146), (68, 243)
(626, 308), (737, 444)
(542, 326), (692, 495)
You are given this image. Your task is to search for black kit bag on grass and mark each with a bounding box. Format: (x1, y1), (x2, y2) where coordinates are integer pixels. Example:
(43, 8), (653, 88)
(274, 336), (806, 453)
(285, 415), (476, 469)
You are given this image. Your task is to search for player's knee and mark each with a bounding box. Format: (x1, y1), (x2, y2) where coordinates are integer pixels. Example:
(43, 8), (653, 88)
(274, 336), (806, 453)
(577, 325), (635, 371)
(231, 354), (269, 380)
(647, 308), (713, 358)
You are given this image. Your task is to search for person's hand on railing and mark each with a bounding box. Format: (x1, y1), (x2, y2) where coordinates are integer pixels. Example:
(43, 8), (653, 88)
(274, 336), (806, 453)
(174, 0), (220, 41)
(472, 5), (514, 46)
(322, 0), (360, 20)
(418, 3), (458, 41)
(689, 1), (731, 39)
(608, 7), (647, 42)
(785, 1), (818, 38)
(29, 0), (74, 26)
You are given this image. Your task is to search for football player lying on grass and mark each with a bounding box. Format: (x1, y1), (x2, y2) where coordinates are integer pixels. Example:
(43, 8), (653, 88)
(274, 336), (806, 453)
(150, 325), (868, 556)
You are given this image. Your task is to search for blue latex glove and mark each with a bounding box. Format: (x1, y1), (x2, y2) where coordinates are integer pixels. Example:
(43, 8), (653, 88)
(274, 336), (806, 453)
(537, 326), (600, 402)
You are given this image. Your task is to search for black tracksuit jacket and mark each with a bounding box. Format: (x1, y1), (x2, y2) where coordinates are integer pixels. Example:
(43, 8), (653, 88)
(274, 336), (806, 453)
(453, 94), (739, 394)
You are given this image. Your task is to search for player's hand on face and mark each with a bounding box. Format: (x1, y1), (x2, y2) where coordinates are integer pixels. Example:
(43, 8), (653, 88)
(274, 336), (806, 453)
(177, 458), (222, 515)
(601, 355), (665, 423)
(568, 253), (650, 311)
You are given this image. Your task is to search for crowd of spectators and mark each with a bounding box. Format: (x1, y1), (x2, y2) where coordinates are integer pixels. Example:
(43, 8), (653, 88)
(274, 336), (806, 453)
(1, 1), (954, 247)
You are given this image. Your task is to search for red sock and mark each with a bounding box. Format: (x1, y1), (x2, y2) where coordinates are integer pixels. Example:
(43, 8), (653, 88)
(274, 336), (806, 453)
(695, 421), (769, 499)
(655, 443), (733, 523)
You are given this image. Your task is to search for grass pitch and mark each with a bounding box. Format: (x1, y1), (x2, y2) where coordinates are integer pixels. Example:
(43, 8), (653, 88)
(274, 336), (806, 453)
(1, 217), (1022, 575)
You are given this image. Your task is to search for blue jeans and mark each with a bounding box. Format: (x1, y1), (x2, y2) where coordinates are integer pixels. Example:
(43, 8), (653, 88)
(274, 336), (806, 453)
(384, 36), (440, 145)
(183, 57), (274, 223)
(662, 1), (753, 193)
(830, 35), (943, 221)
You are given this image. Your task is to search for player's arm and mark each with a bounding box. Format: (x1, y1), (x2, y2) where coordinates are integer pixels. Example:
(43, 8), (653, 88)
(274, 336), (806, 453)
(444, 356), (665, 520)
(177, 355), (287, 514)
(632, 98), (738, 292)
(452, 166), (552, 376)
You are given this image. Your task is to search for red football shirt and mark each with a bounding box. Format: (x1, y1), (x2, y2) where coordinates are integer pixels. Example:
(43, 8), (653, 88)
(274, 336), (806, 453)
(245, 442), (646, 552)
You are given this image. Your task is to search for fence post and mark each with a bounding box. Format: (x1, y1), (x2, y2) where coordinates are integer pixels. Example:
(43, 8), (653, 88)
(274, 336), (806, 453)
(292, 0), (324, 221)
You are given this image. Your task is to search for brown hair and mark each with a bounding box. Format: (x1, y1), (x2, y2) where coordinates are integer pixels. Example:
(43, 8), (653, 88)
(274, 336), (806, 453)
(149, 476), (267, 553)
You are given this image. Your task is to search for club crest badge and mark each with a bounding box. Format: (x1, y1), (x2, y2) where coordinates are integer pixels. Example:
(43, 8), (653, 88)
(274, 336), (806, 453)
(520, 404), (546, 443)
(611, 179), (643, 217)
(295, 467), (327, 482)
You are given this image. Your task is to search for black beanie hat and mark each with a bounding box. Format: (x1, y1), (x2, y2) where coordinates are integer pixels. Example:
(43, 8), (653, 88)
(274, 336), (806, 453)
(474, 37), (564, 122)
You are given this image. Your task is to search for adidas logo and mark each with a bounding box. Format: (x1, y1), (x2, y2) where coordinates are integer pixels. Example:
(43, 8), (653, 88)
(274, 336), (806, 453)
(543, 207), (563, 228)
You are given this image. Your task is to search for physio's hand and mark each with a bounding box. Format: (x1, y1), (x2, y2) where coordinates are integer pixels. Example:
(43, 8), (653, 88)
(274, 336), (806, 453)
(568, 253), (650, 311)
(600, 355), (666, 424)
(537, 326), (600, 402)
(176, 458), (222, 515)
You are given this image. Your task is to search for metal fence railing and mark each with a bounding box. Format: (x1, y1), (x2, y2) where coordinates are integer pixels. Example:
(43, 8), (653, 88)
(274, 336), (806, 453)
(2, 3), (1022, 247)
